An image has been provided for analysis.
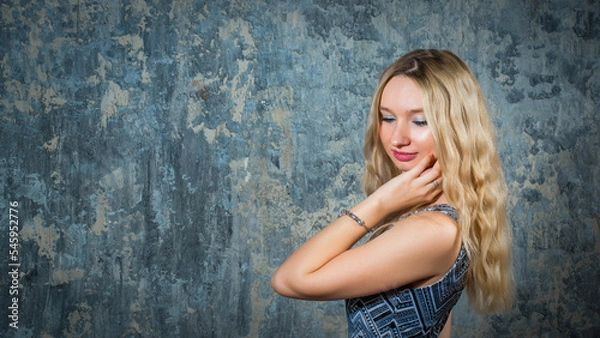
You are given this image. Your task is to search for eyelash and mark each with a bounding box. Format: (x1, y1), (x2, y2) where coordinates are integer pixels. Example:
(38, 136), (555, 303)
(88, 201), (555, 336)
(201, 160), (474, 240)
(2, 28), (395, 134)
(381, 115), (428, 126)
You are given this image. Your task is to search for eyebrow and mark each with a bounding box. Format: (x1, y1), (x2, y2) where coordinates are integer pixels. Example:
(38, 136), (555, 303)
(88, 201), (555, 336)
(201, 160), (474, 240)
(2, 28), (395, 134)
(379, 107), (425, 114)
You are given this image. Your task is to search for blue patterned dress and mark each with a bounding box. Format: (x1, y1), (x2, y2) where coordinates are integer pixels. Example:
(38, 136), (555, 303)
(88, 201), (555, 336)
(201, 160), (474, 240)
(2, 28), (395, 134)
(345, 204), (469, 337)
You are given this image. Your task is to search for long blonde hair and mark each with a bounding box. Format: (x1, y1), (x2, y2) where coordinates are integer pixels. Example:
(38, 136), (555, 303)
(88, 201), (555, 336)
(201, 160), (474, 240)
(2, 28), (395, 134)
(363, 49), (514, 313)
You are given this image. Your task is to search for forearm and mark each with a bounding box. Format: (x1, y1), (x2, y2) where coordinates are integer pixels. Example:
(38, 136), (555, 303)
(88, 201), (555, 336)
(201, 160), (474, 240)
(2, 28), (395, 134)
(271, 196), (385, 298)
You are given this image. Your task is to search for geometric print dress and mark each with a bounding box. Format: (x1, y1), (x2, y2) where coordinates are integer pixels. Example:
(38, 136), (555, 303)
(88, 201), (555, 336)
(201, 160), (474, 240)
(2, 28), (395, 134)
(346, 204), (470, 337)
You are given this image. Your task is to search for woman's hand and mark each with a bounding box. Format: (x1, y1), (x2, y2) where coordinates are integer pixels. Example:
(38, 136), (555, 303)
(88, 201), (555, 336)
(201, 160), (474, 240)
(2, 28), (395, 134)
(369, 154), (443, 216)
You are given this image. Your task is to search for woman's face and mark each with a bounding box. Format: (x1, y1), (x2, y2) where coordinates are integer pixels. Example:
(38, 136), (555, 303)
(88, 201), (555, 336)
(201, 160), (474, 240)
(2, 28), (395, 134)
(378, 75), (437, 172)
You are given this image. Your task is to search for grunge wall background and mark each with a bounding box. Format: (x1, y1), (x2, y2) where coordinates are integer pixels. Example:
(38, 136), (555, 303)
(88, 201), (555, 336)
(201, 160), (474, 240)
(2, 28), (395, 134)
(1, 0), (598, 337)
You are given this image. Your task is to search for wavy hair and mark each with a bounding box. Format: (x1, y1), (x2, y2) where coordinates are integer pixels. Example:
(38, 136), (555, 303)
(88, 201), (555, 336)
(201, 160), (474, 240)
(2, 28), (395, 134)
(363, 49), (514, 313)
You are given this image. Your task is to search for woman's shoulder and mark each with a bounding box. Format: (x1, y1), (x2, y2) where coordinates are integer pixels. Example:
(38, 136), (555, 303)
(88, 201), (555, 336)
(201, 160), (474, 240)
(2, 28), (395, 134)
(411, 204), (458, 225)
(399, 204), (458, 222)
(370, 204), (458, 241)
(399, 206), (459, 240)
(384, 204), (463, 287)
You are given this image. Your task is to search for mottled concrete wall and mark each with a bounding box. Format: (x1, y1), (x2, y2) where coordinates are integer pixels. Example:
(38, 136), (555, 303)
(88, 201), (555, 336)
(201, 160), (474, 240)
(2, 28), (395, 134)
(0, 0), (598, 337)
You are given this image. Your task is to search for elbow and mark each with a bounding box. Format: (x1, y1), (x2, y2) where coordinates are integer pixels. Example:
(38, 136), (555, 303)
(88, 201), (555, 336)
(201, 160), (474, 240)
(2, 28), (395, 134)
(270, 269), (315, 299)
(270, 269), (294, 297)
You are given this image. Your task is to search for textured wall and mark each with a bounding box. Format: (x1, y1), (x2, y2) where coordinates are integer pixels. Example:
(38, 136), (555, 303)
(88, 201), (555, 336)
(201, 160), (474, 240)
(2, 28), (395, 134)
(0, 0), (598, 337)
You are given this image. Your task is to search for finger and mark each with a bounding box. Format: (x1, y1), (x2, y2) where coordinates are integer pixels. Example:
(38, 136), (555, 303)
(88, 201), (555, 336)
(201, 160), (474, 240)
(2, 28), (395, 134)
(432, 161), (443, 186)
(431, 177), (443, 189)
(415, 157), (441, 183)
(421, 164), (442, 189)
(431, 157), (441, 171)
(411, 154), (436, 177)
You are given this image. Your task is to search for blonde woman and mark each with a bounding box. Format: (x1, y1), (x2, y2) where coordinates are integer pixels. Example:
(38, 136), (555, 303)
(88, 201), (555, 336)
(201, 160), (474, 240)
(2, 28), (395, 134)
(271, 49), (514, 337)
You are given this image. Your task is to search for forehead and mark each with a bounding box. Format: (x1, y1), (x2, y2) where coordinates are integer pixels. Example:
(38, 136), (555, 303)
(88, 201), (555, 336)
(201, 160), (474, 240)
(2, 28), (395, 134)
(380, 76), (423, 111)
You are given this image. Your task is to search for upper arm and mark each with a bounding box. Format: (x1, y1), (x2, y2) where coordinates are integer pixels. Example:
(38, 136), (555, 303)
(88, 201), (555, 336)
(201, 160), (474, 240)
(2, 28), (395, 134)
(290, 212), (461, 300)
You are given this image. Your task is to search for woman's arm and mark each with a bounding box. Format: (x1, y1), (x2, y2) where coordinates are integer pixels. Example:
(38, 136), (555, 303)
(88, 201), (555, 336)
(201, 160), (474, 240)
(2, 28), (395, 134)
(439, 311), (452, 338)
(271, 156), (460, 300)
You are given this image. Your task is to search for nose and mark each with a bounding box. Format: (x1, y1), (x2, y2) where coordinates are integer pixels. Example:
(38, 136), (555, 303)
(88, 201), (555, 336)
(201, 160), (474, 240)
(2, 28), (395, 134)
(390, 123), (409, 146)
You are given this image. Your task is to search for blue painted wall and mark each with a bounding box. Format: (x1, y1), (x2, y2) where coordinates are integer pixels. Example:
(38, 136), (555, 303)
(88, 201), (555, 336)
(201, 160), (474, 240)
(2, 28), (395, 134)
(0, 0), (598, 337)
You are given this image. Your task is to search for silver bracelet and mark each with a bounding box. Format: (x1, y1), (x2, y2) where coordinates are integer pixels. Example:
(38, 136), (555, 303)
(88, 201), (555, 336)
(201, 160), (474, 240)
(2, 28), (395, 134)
(340, 209), (369, 232)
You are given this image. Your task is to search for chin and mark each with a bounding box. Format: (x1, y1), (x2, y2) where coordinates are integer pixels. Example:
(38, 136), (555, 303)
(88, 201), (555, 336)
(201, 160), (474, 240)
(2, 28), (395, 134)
(394, 163), (415, 172)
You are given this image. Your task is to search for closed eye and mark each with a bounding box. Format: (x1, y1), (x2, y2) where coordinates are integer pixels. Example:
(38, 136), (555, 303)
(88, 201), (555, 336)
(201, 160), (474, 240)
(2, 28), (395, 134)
(381, 115), (396, 122)
(412, 120), (428, 126)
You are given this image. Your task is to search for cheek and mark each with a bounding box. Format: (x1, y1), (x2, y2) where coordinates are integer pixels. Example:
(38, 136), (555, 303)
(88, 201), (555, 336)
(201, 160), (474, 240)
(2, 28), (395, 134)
(414, 129), (436, 150)
(423, 132), (437, 154)
(379, 124), (393, 143)
(378, 125), (387, 143)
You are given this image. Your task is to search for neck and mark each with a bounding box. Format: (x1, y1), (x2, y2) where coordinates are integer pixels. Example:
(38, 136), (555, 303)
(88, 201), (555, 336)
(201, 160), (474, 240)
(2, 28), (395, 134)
(430, 193), (449, 207)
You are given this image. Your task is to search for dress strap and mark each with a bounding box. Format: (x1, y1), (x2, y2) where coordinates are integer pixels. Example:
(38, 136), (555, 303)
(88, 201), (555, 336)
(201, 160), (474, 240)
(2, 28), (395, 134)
(369, 204), (458, 240)
(394, 204), (458, 222)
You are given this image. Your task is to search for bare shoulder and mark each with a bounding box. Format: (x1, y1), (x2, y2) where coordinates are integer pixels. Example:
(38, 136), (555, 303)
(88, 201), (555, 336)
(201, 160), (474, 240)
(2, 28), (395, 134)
(391, 209), (459, 240)
(413, 209), (459, 234)
(378, 209), (461, 282)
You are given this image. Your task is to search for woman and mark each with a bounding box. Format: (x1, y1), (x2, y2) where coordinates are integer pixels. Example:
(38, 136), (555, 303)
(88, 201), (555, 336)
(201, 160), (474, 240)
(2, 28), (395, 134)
(271, 49), (514, 337)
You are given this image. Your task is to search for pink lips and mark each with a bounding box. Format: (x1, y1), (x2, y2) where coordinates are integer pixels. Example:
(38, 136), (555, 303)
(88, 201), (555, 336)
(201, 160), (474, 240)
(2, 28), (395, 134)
(393, 151), (418, 162)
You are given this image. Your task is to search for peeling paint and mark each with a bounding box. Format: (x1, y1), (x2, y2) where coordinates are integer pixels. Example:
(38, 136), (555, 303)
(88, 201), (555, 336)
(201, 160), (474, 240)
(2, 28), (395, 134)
(91, 192), (109, 235)
(20, 215), (60, 261)
(100, 81), (129, 128)
(52, 269), (85, 286)
(43, 135), (59, 151)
